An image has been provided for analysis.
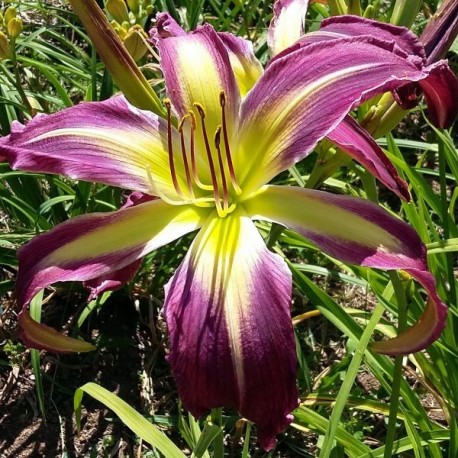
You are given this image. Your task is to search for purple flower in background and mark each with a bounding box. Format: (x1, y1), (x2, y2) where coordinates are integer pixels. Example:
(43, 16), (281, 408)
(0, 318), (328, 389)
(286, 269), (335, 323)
(1, 0), (457, 449)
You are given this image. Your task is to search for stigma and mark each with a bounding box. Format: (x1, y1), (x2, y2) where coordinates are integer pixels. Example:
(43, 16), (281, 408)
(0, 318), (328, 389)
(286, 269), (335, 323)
(162, 92), (242, 218)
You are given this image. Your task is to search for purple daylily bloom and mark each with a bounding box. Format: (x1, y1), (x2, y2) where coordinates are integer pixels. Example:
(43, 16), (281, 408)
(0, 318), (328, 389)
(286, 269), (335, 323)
(2, 1), (457, 449)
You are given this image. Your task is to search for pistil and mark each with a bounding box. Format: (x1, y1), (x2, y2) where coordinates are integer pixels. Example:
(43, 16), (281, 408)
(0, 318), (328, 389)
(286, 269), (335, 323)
(164, 99), (183, 197)
(219, 91), (242, 195)
(188, 111), (213, 191)
(214, 126), (229, 211)
(178, 115), (194, 198)
(194, 103), (225, 217)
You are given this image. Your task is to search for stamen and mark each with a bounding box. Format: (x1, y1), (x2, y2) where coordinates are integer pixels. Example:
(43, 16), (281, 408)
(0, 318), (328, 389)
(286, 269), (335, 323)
(178, 115), (194, 198)
(219, 91), (242, 195)
(164, 99), (183, 197)
(214, 126), (229, 211)
(146, 166), (214, 207)
(188, 110), (213, 191)
(194, 102), (225, 217)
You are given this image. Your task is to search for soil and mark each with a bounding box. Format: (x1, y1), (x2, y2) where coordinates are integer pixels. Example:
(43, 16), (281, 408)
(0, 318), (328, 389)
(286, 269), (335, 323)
(0, 291), (178, 458)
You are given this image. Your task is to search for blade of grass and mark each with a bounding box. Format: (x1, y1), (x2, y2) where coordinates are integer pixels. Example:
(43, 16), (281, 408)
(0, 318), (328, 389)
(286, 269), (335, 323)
(29, 290), (46, 419)
(74, 382), (186, 458)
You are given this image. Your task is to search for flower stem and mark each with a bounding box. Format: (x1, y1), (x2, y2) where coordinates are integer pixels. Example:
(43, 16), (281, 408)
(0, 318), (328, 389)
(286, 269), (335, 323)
(210, 408), (224, 458)
(438, 135), (457, 306)
(383, 271), (407, 458)
(9, 40), (33, 117)
(318, 301), (385, 458)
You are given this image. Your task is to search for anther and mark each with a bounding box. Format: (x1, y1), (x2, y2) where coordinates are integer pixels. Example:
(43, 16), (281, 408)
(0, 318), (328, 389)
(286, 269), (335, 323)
(219, 91), (242, 195)
(164, 99), (183, 197)
(194, 102), (225, 217)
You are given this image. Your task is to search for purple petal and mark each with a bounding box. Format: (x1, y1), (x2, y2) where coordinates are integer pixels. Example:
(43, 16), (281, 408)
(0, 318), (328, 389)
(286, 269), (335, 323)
(245, 186), (447, 355)
(268, 0), (309, 56)
(16, 200), (208, 310)
(217, 32), (263, 96)
(19, 311), (95, 353)
(149, 12), (186, 45)
(319, 15), (426, 60)
(270, 16), (458, 129)
(326, 116), (410, 200)
(164, 211), (298, 450)
(154, 21), (240, 135)
(236, 37), (457, 195)
(83, 260), (142, 301)
(82, 193), (156, 300)
(0, 96), (180, 196)
(417, 61), (458, 128)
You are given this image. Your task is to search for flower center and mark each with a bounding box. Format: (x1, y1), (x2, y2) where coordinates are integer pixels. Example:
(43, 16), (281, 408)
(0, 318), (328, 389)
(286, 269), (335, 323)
(163, 91), (242, 218)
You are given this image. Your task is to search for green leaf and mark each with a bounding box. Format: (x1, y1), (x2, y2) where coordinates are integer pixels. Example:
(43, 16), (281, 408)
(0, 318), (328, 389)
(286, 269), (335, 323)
(74, 382), (186, 458)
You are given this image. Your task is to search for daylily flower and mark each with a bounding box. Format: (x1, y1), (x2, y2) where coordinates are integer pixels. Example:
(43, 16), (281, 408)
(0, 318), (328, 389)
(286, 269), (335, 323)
(1, 1), (457, 450)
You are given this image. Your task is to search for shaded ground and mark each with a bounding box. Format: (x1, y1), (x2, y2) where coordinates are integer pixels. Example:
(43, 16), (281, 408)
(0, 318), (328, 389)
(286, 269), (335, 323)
(0, 291), (176, 457)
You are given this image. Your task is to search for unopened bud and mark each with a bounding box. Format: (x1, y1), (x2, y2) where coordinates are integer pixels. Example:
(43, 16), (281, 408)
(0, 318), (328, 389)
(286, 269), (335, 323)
(117, 27), (128, 40)
(123, 26), (147, 61)
(0, 31), (10, 58)
(145, 4), (153, 15)
(127, 0), (140, 14)
(363, 5), (375, 19)
(7, 17), (22, 39)
(106, 0), (129, 25)
(4, 7), (16, 24)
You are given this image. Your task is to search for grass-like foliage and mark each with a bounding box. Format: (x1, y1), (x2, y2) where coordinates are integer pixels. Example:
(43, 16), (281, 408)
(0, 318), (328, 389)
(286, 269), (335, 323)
(0, 0), (457, 456)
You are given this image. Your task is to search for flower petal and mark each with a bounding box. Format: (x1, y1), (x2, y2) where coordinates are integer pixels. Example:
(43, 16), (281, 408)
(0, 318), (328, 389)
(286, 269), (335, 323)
(272, 16), (458, 129)
(16, 200), (209, 310)
(245, 186), (447, 354)
(416, 62), (458, 128)
(268, 0), (309, 56)
(236, 37), (457, 196)
(164, 210), (298, 450)
(83, 258), (142, 301)
(318, 15), (426, 59)
(19, 311), (96, 353)
(154, 21), (240, 135)
(326, 116), (410, 200)
(149, 12), (186, 44)
(217, 32), (263, 96)
(83, 192), (156, 300)
(0, 96), (183, 197)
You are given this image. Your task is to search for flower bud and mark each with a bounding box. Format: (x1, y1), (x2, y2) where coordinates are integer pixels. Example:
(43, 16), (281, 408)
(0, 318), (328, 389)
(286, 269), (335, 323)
(123, 26), (147, 61)
(421, 0), (458, 64)
(4, 7), (16, 24)
(0, 31), (10, 59)
(106, 0), (129, 25)
(127, 0), (140, 14)
(7, 17), (23, 39)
